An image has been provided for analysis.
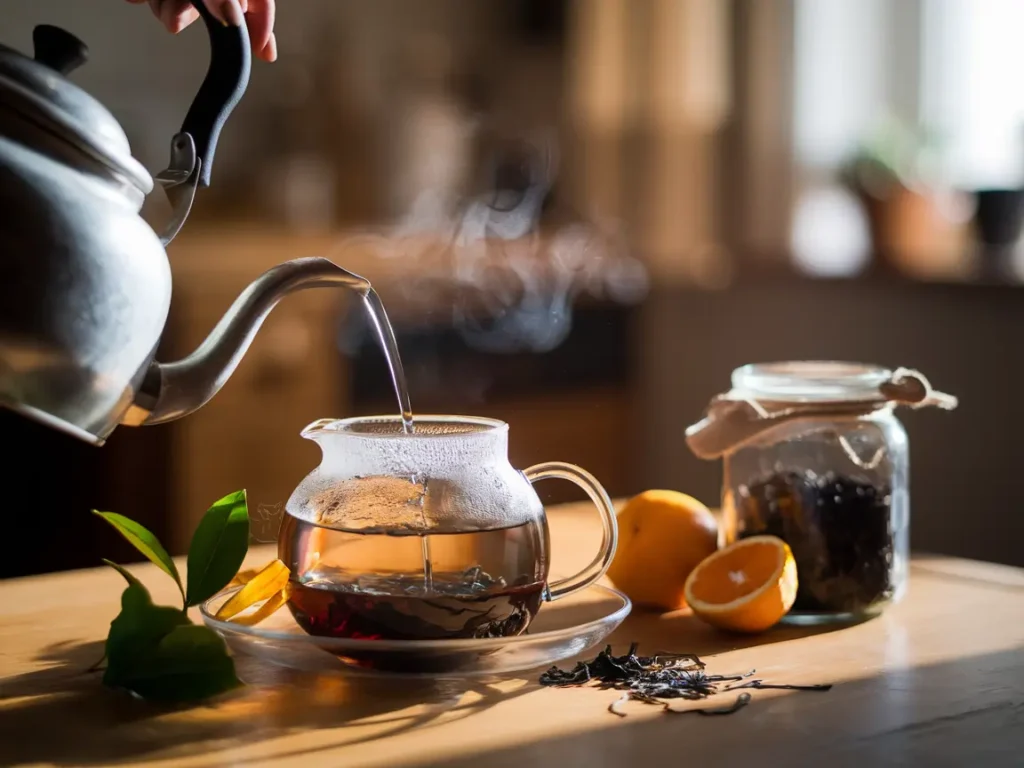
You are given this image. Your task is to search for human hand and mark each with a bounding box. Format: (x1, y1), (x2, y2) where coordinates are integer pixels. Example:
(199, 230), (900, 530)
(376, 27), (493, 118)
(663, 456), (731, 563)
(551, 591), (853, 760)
(125, 0), (277, 62)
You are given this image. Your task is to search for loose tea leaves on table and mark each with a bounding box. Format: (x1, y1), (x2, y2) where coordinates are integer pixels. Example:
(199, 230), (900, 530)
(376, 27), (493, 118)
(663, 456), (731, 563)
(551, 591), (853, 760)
(539, 644), (830, 717)
(663, 692), (752, 716)
(739, 470), (895, 613)
(610, 691), (753, 717)
(724, 680), (833, 692)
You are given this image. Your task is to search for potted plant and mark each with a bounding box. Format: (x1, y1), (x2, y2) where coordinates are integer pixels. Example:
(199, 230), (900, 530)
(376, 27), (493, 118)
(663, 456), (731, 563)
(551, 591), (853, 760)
(840, 118), (965, 277)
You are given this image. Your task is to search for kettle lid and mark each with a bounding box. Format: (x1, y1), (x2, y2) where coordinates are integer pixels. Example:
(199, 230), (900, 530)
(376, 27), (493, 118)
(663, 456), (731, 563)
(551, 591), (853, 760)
(0, 25), (152, 194)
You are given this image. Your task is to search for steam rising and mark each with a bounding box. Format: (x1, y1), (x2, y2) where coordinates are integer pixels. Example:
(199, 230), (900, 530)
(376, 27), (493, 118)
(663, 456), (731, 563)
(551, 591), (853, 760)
(335, 136), (648, 354)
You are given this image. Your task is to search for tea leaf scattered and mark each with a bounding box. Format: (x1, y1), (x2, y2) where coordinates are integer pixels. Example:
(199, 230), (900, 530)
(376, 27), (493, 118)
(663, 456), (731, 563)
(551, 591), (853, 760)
(93, 511), (184, 602)
(609, 694), (630, 717)
(185, 490), (250, 607)
(540, 644), (831, 717)
(724, 680), (833, 692)
(664, 692), (751, 716)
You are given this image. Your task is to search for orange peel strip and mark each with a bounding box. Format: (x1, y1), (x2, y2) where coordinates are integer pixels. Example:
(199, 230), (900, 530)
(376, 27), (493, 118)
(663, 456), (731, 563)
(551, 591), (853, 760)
(229, 567), (263, 588)
(216, 559), (290, 620)
(228, 586), (290, 626)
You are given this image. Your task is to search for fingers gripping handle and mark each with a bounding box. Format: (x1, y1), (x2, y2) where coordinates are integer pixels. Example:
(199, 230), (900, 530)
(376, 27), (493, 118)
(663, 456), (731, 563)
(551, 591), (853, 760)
(182, 0), (251, 187)
(524, 462), (618, 601)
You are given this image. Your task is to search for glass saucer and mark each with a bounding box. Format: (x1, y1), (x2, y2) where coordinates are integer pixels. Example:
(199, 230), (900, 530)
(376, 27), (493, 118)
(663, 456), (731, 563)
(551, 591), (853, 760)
(200, 584), (630, 680)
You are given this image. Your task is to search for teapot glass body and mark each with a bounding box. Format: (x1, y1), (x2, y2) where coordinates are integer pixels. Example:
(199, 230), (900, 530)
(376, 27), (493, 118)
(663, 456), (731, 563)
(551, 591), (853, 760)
(279, 415), (618, 640)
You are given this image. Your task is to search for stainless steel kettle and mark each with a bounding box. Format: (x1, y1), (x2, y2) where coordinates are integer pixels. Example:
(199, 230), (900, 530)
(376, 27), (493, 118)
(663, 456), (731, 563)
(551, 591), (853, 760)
(0, 3), (367, 445)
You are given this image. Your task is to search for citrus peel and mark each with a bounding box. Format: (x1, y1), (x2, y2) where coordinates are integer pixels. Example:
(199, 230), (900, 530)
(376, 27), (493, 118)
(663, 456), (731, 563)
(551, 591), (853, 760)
(216, 559), (290, 620)
(228, 585), (291, 626)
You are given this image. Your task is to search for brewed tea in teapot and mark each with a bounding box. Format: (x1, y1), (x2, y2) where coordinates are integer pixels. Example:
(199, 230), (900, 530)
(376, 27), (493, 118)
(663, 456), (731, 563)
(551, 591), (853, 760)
(279, 415), (617, 641)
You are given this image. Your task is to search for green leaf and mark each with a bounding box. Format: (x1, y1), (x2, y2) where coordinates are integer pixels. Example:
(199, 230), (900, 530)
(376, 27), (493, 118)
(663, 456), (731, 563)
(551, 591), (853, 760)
(102, 559), (141, 587)
(93, 511), (184, 602)
(102, 583), (239, 703)
(111, 624), (241, 703)
(92, 560), (144, 674)
(185, 490), (250, 608)
(103, 582), (191, 687)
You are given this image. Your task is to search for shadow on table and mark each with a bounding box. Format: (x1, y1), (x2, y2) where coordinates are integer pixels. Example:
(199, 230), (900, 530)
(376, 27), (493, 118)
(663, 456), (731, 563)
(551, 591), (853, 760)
(0, 640), (538, 766)
(607, 602), (863, 657)
(0, 600), (870, 766)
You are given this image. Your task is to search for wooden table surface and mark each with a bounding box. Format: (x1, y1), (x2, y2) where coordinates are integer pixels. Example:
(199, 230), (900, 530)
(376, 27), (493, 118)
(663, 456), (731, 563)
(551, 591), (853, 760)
(2, 503), (1023, 767)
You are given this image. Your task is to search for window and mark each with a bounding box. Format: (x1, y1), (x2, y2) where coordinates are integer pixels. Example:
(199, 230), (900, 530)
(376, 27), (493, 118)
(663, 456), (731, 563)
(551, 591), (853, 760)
(922, 0), (1024, 189)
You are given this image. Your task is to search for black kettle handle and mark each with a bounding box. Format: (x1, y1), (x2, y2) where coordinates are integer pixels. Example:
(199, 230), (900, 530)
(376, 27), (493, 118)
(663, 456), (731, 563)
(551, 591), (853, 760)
(180, 0), (251, 188)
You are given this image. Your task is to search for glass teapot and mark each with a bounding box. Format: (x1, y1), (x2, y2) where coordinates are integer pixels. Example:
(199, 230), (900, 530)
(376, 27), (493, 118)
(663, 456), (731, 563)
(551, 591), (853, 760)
(279, 415), (619, 640)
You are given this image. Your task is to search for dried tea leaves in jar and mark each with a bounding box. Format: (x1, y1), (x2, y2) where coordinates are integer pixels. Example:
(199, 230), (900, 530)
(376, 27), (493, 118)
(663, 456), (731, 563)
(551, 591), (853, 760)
(738, 470), (894, 613)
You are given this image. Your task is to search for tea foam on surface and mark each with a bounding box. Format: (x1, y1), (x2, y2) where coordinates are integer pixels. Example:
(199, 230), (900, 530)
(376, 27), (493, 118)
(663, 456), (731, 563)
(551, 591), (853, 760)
(286, 417), (545, 534)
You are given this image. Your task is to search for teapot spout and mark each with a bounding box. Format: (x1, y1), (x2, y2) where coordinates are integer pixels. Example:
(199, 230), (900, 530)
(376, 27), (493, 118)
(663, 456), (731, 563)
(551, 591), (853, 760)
(127, 257), (369, 426)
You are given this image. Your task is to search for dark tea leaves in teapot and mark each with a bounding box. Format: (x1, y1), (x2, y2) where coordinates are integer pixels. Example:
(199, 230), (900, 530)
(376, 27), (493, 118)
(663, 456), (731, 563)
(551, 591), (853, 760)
(279, 515), (549, 641)
(286, 570), (545, 641)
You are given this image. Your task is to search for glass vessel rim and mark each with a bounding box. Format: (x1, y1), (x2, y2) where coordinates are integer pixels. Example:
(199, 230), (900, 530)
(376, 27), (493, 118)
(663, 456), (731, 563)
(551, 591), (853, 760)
(731, 361), (891, 403)
(301, 414), (509, 440)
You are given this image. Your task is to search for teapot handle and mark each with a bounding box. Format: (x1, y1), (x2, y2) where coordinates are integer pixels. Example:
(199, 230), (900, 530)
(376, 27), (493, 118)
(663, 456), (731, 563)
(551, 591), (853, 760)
(181, 0), (251, 187)
(524, 462), (618, 601)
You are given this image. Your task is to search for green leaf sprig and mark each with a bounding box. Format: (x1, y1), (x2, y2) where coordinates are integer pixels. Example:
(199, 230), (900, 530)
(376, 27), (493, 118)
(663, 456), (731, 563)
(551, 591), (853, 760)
(92, 490), (251, 703)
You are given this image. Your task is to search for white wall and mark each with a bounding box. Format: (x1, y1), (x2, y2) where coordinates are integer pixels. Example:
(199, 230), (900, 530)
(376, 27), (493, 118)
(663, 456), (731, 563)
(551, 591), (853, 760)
(793, 0), (923, 171)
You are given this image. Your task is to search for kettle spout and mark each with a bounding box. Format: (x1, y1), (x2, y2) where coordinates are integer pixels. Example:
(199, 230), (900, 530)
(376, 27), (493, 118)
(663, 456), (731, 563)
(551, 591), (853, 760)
(128, 257), (369, 426)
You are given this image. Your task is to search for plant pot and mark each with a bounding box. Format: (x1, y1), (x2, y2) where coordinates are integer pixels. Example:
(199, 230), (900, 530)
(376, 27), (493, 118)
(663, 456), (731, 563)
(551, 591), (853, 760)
(857, 184), (958, 276)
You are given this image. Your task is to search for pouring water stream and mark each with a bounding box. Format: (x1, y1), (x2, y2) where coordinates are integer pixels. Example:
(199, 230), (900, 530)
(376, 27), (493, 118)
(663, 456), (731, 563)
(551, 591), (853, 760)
(360, 288), (433, 589)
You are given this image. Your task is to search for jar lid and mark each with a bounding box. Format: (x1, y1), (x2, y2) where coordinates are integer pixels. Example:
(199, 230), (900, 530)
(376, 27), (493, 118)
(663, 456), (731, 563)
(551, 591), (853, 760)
(0, 27), (152, 194)
(686, 363), (957, 460)
(731, 361), (893, 403)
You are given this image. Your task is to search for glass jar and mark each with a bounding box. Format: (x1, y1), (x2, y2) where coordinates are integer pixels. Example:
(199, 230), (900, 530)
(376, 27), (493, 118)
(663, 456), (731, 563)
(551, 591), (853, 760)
(686, 362), (956, 624)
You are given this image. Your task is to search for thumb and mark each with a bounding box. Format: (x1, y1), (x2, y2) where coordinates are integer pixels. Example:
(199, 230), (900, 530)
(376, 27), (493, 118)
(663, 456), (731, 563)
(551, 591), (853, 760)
(203, 0), (245, 27)
(147, 1), (198, 34)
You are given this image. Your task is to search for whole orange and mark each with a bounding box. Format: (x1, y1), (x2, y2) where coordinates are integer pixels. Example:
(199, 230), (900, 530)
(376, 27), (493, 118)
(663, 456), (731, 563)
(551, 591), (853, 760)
(606, 490), (719, 611)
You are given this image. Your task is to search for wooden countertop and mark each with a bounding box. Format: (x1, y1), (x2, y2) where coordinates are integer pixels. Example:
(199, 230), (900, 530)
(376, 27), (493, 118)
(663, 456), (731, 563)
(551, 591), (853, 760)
(2, 503), (1023, 767)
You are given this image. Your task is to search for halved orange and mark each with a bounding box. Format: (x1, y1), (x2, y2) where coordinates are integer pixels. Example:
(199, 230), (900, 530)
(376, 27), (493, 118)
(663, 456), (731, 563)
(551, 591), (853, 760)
(683, 536), (797, 633)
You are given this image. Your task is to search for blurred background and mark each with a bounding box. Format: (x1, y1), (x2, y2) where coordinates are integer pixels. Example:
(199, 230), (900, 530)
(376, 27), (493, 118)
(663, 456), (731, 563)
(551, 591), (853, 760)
(2, 0), (1022, 577)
